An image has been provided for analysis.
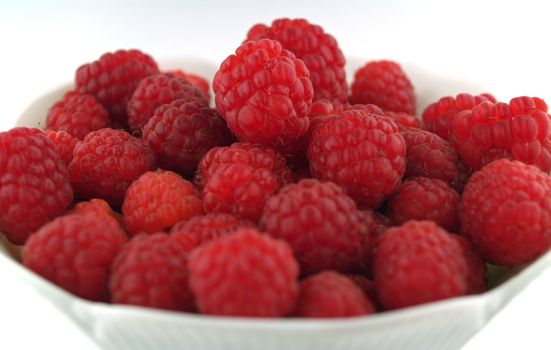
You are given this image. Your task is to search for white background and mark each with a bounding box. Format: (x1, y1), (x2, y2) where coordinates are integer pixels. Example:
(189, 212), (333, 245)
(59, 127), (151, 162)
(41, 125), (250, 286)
(1, 0), (550, 349)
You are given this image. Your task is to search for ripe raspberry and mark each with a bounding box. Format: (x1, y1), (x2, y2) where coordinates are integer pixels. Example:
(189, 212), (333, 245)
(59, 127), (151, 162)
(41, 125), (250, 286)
(350, 60), (415, 114)
(0, 128), (73, 244)
(373, 221), (468, 310)
(189, 228), (299, 317)
(170, 69), (211, 101)
(122, 170), (203, 236)
(450, 97), (551, 173)
(75, 49), (159, 125)
(294, 271), (375, 318)
(46, 91), (109, 140)
(45, 129), (78, 166)
(260, 179), (362, 274)
(451, 235), (487, 294)
(422, 93), (496, 140)
(386, 177), (460, 232)
(346, 103), (385, 115)
(142, 100), (233, 175)
(213, 39), (313, 146)
(109, 233), (196, 311)
(127, 73), (208, 134)
(71, 198), (124, 233)
(384, 111), (421, 130)
(246, 18), (347, 102)
(170, 212), (254, 247)
(358, 209), (390, 274)
(308, 109), (406, 208)
(22, 214), (127, 301)
(460, 159), (551, 265)
(402, 127), (467, 191)
(68, 128), (155, 207)
(310, 98), (346, 116)
(348, 274), (379, 308)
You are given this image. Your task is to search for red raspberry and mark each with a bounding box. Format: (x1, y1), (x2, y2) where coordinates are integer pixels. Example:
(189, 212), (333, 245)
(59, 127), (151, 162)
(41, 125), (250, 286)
(260, 179), (363, 274)
(373, 221), (468, 310)
(358, 209), (390, 274)
(46, 91), (109, 140)
(346, 103), (385, 115)
(142, 100), (233, 175)
(401, 128), (467, 191)
(383, 111), (421, 130)
(213, 39), (313, 146)
(422, 93), (496, 140)
(450, 97), (551, 173)
(22, 214), (127, 301)
(348, 274), (379, 308)
(170, 212), (254, 247)
(71, 198), (125, 233)
(45, 129), (78, 166)
(459, 159), (551, 265)
(109, 233), (196, 311)
(294, 271), (375, 318)
(68, 128), (155, 207)
(308, 109), (406, 208)
(122, 170), (203, 236)
(75, 49), (159, 125)
(246, 18), (347, 102)
(310, 98), (346, 116)
(170, 69), (211, 101)
(189, 228), (299, 317)
(386, 177), (460, 232)
(451, 235), (487, 294)
(350, 60), (416, 114)
(0, 128), (73, 244)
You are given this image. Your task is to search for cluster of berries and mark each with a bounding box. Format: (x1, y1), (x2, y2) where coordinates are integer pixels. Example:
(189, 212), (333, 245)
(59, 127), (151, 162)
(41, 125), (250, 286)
(1, 18), (551, 318)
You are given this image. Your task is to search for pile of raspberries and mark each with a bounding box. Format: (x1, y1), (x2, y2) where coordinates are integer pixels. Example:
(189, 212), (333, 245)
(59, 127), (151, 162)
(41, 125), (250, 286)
(2, 18), (551, 318)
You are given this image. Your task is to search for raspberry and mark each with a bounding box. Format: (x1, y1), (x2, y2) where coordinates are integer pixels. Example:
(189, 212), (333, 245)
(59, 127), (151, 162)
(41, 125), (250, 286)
(451, 235), (487, 294)
(459, 159), (551, 265)
(422, 93), (496, 140)
(0, 128), (73, 244)
(401, 128), (467, 191)
(358, 209), (390, 274)
(310, 98), (346, 116)
(142, 100), (233, 175)
(109, 233), (196, 311)
(383, 111), (421, 130)
(127, 73), (208, 134)
(260, 179), (362, 274)
(45, 91), (109, 140)
(170, 212), (254, 247)
(346, 103), (385, 115)
(348, 274), (379, 307)
(350, 60), (415, 114)
(22, 214), (126, 301)
(71, 198), (125, 233)
(68, 128), (155, 207)
(386, 177), (460, 232)
(213, 39), (313, 146)
(246, 18), (347, 102)
(170, 69), (211, 101)
(122, 170), (203, 236)
(189, 228), (299, 317)
(45, 129), (78, 166)
(450, 97), (551, 173)
(308, 109), (406, 208)
(373, 221), (468, 310)
(75, 49), (159, 125)
(294, 271), (375, 318)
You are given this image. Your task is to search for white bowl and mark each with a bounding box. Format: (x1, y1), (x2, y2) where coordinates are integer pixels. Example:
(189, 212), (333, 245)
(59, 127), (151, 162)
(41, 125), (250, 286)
(2, 57), (551, 350)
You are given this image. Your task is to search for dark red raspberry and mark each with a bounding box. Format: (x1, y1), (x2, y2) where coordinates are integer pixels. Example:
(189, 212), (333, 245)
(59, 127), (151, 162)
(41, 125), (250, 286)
(68, 128), (155, 207)
(170, 69), (211, 101)
(450, 97), (551, 173)
(127, 73), (208, 134)
(373, 221), (468, 310)
(422, 93), (496, 140)
(75, 49), (159, 125)
(386, 177), (460, 232)
(451, 235), (487, 294)
(357, 209), (390, 274)
(308, 109), (406, 208)
(45, 129), (78, 166)
(170, 212), (254, 247)
(213, 39), (313, 146)
(383, 111), (421, 130)
(22, 214), (127, 301)
(460, 159), (551, 266)
(142, 100), (233, 175)
(348, 274), (379, 308)
(109, 233), (196, 311)
(260, 179), (363, 274)
(401, 128), (467, 191)
(246, 18), (347, 102)
(350, 60), (415, 114)
(189, 228), (299, 317)
(122, 170), (203, 236)
(46, 91), (109, 140)
(0, 128), (73, 244)
(71, 198), (125, 233)
(294, 271), (375, 318)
